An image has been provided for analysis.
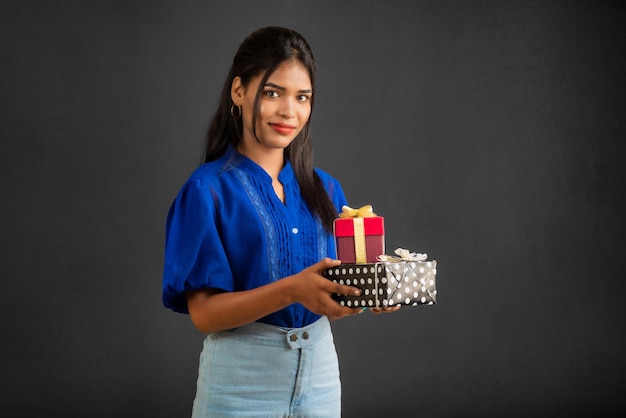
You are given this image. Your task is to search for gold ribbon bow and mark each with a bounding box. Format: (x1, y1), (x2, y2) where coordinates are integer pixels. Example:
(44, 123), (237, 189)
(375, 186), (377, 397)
(338, 205), (377, 263)
(339, 205), (377, 218)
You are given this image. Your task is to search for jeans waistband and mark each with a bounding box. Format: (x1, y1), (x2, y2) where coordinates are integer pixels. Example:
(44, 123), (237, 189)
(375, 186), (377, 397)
(216, 316), (331, 349)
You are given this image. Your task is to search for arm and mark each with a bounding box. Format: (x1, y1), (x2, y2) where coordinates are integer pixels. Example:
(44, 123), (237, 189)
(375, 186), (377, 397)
(187, 257), (363, 333)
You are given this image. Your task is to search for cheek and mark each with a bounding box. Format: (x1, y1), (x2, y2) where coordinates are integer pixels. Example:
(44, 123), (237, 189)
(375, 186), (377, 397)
(242, 104), (259, 130)
(242, 112), (254, 131)
(255, 102), (271, 124)
(300, 105), (312, 121)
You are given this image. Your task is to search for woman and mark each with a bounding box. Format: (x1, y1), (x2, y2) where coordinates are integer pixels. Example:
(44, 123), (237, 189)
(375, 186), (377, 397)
(163, 26), (397, 417)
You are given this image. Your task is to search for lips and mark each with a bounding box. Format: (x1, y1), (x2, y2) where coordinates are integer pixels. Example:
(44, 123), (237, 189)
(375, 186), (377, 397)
(269, 123), (296, 135)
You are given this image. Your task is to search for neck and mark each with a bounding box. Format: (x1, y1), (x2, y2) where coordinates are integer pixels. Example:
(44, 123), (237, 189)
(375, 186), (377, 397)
(237, 144), (285, 179)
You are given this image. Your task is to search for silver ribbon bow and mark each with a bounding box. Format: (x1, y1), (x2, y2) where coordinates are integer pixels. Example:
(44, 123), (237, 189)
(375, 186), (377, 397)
(377, 248), (427, 262)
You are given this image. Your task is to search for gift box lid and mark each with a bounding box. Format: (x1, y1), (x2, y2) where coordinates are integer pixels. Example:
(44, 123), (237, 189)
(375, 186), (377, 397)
(334, 216), (385, 237)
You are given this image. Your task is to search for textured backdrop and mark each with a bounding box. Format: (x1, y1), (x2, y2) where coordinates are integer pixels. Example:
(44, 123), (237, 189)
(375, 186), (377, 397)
(1, 1), (625, 416)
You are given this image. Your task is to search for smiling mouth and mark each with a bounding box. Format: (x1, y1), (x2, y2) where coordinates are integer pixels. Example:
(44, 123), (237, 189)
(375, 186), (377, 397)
(269, 123), (296, 134)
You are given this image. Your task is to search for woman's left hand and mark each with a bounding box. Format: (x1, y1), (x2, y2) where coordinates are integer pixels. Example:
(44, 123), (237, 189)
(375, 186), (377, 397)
(368, 306), (401, 314)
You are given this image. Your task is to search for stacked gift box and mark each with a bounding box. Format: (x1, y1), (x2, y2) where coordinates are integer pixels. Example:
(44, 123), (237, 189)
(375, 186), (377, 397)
(323, 205), (438, 308)
(333, 205), (384, 264)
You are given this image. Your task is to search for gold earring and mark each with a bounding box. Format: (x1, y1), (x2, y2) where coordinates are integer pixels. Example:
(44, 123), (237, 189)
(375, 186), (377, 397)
(230, 104), (242, 119)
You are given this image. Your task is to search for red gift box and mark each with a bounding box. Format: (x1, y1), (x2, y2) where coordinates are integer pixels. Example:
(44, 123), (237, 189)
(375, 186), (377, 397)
(334, 210), (385, 264)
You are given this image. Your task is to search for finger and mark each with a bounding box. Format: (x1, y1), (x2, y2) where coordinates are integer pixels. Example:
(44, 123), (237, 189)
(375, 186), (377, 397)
(328, 312), (361, 321)
(314, 257), (341, 272)
(370, 306), (401, 314)
(322, 297), (363, 317)
(332, 283), (362, 297)
(330, 306), (363, 318)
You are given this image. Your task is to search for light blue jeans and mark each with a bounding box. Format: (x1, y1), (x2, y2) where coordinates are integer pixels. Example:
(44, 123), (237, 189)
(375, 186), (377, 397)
(191, 316), (341, 418)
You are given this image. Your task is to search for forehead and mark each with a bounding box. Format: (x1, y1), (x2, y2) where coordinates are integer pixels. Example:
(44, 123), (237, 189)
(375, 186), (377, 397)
(266, 60), (312, 88)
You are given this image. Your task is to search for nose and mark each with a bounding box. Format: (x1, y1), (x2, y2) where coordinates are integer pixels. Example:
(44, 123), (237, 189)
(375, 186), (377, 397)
(279, 98), (296, 118)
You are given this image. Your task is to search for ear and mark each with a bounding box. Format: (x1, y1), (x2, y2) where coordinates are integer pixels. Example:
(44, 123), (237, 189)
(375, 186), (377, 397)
(231, 76), (244, 105)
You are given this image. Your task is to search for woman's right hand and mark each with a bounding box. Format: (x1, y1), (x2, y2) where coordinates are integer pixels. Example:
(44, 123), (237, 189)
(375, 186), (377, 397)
(287, 258), (364, 320)
(187, 258), (363, 333)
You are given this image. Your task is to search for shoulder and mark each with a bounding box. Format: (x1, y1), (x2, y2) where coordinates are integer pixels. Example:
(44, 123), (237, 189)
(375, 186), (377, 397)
(183, 151), (242, 189)
(315, 167), (338, 184)
(314, 167), (341, 186)
(314, 167), (346, 202)
(169, 155), (243, 212)
(188, 158), (228, 183)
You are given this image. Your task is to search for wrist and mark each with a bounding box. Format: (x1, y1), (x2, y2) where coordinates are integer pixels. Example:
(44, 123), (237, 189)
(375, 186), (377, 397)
(279, 274), (300, 305)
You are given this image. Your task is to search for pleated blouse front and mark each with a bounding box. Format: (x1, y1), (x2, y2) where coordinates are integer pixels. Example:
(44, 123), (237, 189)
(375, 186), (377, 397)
(162, 146), (347, 328)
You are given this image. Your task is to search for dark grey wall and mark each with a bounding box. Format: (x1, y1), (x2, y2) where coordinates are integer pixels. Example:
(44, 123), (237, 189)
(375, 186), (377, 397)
(2, 1), (625, 416)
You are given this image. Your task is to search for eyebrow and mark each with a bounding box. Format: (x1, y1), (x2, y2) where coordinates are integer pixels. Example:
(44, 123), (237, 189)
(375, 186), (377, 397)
(264, 82), (312, 94)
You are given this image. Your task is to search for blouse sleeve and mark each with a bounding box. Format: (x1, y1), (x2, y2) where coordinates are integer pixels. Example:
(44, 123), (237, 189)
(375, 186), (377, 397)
(162, 178), (234, 314)
(316, 168), (349, 213)
(330, 177), (348, 213)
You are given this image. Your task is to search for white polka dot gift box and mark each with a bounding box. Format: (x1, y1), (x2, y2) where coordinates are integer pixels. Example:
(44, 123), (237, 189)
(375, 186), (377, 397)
(323, 248), (437, 308)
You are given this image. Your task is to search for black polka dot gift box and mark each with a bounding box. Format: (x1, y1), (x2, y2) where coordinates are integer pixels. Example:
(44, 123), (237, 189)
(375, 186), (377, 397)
(323, 249), (437, 308)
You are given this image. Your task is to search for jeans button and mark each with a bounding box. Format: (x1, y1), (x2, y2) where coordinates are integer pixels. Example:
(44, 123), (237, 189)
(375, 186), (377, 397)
(290, 334), (298, 342)
(303, 332), (309, 340)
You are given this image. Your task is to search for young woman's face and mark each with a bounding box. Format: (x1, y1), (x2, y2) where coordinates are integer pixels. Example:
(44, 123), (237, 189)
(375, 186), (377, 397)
(232, 60), (312, 153)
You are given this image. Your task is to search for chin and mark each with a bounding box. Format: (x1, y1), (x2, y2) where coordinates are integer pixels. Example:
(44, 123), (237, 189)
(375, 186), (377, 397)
(260, 134), (298, 149)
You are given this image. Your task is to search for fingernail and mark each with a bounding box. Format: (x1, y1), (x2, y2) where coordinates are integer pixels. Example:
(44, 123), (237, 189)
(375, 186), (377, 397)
(354, 290), (361, 296)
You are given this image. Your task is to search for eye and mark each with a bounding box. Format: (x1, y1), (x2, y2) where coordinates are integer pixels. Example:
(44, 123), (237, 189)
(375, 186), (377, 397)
(297, 94), (311, 102)
(264, 90), (279, 98)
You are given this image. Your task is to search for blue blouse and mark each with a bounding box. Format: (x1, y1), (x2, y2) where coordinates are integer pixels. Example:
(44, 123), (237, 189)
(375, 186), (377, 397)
(162, 146), (348, 328)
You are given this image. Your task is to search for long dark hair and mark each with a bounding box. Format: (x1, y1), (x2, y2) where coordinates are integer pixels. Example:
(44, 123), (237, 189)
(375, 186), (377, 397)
(203, 26), (337, 231)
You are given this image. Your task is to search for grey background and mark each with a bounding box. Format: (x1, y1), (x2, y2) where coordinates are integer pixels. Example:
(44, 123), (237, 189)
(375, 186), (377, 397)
(2, 1), (625, 416)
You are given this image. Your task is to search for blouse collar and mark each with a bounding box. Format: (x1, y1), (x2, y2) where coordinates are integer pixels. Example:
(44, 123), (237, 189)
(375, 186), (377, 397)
(222, 145), (294, 184)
